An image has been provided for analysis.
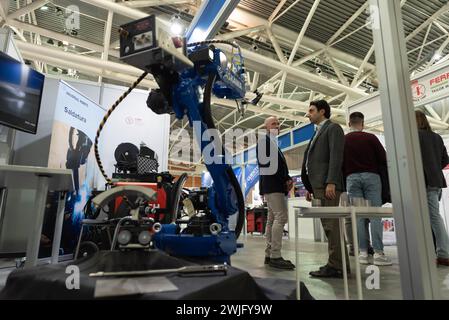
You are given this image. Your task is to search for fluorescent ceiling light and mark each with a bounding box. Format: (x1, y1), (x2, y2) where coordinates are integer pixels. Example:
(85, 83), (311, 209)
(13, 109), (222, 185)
(433, 53), (442, 61)
(170, 15), (184, 36)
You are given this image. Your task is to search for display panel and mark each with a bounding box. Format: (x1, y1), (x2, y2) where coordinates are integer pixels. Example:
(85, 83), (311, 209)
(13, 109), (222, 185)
(0, 52), (44, 134)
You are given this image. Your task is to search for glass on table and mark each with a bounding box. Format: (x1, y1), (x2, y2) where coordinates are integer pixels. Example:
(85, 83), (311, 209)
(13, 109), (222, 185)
(311, 198), (322, 207)
(340, 192), (349, 207)
(350, 197), (365, 207)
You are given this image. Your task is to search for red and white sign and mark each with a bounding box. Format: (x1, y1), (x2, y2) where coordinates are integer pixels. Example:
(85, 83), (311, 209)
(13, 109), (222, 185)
(411, 80), (426, 102)
(410, 64), (449, 107)
(348, 59), (449, 123)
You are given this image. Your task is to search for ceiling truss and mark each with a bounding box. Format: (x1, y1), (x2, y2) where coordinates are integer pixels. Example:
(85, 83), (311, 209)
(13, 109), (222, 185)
(2, 0), (449, 167)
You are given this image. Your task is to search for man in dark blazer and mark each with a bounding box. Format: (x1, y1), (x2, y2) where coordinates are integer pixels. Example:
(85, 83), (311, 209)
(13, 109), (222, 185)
(257, 116), (295, 270)
(301, 100), (349, 278)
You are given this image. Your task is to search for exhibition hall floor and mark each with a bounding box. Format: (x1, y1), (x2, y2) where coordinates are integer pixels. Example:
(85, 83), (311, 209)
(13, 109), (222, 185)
(1, 236), (449, 300)
(233, 235), (449, 300)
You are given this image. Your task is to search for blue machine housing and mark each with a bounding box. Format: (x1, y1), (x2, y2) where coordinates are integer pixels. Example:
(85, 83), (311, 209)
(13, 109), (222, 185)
(153, 226), (237, 263)
(152, 46), (246, 264)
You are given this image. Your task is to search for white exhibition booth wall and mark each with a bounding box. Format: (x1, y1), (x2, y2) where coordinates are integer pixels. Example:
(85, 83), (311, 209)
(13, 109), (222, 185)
(0, 75), (170, 254)
(67, 80), (170, 189)
(348, 60), (449, 234)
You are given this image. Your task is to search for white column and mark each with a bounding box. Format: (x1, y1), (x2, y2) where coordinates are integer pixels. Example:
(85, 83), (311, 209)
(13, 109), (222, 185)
(370, 0), (440, 299)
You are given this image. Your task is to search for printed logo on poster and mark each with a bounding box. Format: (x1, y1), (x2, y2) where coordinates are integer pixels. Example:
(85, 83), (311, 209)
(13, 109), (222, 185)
(125, 116), (134, 125)
(411, 80), (426, 102)
(124, 116), (144, 126)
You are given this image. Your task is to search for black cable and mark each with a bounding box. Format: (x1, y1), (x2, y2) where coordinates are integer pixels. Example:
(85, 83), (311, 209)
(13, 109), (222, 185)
(121, 196), (135, 210)
(94, 71), (149, 185)
(226, 166), (245, 240)
(202, 73), (217, 130)
(202, 73), (227, 161)
(187, 39), (240, 49)
(202, 72), (245, 239)
(170, 173), (188, 223)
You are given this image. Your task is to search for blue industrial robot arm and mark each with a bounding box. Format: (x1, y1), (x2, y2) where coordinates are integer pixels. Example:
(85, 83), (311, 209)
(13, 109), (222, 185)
(146, 43), (247, 263)
(93, 14), (255, 263)
(171, 44), (246, 231)
(110, 16), (250, 262)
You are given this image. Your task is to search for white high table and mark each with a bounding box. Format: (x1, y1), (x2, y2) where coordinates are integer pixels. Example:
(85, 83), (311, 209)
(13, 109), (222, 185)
(0, 165), (74, 268)
(294, 206), (393, 300)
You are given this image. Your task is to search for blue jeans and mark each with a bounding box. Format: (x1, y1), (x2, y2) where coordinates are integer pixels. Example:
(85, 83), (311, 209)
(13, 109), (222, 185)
(427, 187), (449, 259)
(346, 172), (384, 253)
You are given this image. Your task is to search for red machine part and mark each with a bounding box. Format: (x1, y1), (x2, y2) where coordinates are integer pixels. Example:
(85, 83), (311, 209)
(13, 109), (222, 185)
(113, 182), (167, 221)
(246, 209), (255, 233)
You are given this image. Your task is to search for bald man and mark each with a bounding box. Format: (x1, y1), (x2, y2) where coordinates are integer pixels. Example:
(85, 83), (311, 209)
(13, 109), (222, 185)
(256, 116), (294, 270)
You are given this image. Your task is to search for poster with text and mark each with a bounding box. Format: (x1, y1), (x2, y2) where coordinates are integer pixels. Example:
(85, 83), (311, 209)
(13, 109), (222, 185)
(46, 81), (104, 253)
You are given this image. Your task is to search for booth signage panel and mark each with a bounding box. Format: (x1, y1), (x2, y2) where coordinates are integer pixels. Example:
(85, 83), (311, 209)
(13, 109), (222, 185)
(293, 124), (314, 145)
(234, 166), (243, 187)
(411, 65), (449, 107)
(202, 166), (243, 189)
(348, 59), (449, 121)
(47, 80), (104, 250)
(278, 133), (291, 149)
(244, 164), (259, 197)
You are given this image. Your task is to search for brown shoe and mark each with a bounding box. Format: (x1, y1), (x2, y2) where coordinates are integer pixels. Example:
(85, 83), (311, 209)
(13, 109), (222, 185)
(437, 257), (449, 266)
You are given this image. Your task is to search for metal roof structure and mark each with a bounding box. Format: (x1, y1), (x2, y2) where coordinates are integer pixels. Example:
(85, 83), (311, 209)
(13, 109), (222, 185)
(1, 0), (449, 172)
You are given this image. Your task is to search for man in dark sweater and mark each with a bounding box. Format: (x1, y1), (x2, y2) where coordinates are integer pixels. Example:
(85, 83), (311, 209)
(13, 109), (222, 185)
(343, 112), (392, 266)
(257, 116), (294, 270)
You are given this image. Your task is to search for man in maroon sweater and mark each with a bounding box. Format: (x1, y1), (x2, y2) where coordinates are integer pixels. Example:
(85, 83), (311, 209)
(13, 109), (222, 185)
(343, 112), (392, 266)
